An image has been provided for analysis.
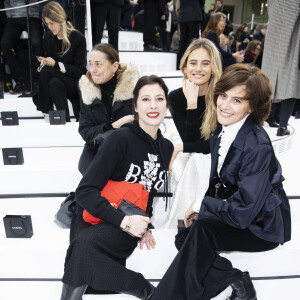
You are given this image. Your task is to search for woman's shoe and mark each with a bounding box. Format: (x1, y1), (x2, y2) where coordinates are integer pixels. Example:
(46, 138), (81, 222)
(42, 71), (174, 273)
(123, 281), (155, 300)
(60, 283), (87, 300)
(277, 127), (290, 136)
(227, 272), (257, 300)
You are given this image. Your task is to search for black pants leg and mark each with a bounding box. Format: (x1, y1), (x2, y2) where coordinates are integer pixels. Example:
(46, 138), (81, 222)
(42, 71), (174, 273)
(143, 0), (157, 45)
(107, 2), (121, 50)
(0, 18), (25, 83)
(63, 214), (149, 295)
(154, 219), (278, 300)
(91, 2), (108, 45)
(177, 21), (200, 68)
(36, 66), (79, 121)
(72, 0), (86, 35)
(279, 98), (296, 127)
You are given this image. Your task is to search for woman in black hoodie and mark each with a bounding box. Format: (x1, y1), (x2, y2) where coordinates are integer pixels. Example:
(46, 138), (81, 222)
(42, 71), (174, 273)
(60, 75), (174, 300)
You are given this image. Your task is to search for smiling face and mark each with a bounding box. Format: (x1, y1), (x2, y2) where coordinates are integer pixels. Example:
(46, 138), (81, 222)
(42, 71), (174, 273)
(88, 50), (119, 85)
(44, 17), (62, 37)
(184, 47), (212, 89)
(217, 85), (251, 126)
(134, 83), (167, 137)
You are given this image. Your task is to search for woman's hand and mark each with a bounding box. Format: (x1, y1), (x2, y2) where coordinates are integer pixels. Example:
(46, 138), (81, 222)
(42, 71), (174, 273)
(183, 79), (199, 109)
(120, 215), (150, 237)
(169, 143), (183, 172)
(38, 56), (56, 67)
(184, 201), (198, 228)
(232, 51), (244, 63)
(112, 115), (135, 129)
(138, 230), (156, 250)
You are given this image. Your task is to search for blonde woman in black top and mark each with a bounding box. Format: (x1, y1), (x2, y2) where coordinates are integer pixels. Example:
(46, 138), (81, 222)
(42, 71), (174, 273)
(34, 1), (86, 121)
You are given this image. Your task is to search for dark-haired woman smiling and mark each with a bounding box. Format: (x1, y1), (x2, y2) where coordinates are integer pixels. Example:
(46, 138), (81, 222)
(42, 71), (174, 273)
(154, 64), (291, 300)
(61, 75), (173, 300)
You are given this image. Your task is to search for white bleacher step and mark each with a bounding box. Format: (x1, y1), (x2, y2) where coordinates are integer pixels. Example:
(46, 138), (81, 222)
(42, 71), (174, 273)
(103, 30), (143, 51)
(0, 147), (82, 194)
(0, 121), (83, 148)
(0, 93), (76, 118)
(0, 197), (299, 280)
(119, 51), (177, 74)
(1, 278), (300, 300)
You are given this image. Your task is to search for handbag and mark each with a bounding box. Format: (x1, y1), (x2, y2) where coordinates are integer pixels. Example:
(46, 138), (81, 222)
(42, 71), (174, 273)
(83, 180), (149, 225)
(54, 192), (77, 228)
(117, 199), (149, 217)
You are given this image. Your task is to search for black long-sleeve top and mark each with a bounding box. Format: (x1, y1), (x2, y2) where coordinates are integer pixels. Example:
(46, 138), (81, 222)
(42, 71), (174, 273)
(43, 30), (87, 79)
(169, 87), (210, 154)
(75, 123), (174, 227)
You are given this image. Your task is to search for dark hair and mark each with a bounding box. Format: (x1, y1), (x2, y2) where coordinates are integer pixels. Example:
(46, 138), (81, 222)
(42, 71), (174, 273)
(92, 43), (119, 64)
(213, 64), (272, 125)
(132, 75), (169, 122)
(202, 12), (227, 39)
(245, 40), (261, 53)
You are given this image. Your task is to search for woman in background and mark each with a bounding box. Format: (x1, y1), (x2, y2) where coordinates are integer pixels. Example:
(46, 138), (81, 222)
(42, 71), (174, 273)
(202, 13), (244, 69)
(34, 1), (86, 121)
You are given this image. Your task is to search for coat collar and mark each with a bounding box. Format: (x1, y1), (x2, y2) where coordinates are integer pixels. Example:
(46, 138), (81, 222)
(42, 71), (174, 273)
(79, 63), (140, 105)
(210, 116), (259, 178)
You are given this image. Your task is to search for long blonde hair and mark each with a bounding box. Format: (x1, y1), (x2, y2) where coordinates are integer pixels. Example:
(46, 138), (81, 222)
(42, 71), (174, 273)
(180, 38), (223, 140)
(42, 1), (75, 56)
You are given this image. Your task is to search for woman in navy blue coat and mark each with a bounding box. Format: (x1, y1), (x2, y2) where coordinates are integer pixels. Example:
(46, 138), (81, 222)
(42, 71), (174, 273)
(154, 64), (291, 300)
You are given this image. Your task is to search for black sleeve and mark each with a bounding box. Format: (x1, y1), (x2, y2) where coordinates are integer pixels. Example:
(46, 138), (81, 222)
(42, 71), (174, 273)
(75, 132), (127, 227)
(183, 139), (210, 154)
(78, 99), (113, 144)
(62, 31), (87, 79)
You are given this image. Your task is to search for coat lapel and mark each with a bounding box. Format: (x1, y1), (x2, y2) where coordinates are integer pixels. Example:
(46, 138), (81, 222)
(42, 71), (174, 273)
(210, 126), (222, 180)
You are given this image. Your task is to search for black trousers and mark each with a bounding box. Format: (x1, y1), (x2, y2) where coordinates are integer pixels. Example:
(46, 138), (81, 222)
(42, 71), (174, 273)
(177, 21), (200, 68)
(35, 66), (80, 121)
(91, 1), (121, 50)
(143, 0), (157, 45)
(154, 219), (278, 300)
(63, 214), (149, 295)
(72, 0), (86, 35)
(0, 17), (43, 83)
(270, 98), (296, 127)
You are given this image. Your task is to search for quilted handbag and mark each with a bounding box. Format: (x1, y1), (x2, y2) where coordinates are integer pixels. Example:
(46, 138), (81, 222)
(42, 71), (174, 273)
(83, 180), (149, 225)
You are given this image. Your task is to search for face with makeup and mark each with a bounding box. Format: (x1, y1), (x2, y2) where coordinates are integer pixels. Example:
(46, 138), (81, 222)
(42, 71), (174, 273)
(134, 83), (167, 136)
(217, 85), (252, 126)
(183, 47), (212, 89)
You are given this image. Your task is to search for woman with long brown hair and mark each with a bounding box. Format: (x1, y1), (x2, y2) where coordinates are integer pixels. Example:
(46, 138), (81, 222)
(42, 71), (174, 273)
(202, 13), (244, 69)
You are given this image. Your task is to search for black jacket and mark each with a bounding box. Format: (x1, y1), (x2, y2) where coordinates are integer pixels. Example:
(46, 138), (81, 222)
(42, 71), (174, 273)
(43, 30), (87, 80)
(178, 0), (205, 23)
(75, 123), (174, 227)
(205, 31), (235, 70)
(200, 116), (291, 244)
(169, 88), (210, 154)
(77, 64), (140, 174)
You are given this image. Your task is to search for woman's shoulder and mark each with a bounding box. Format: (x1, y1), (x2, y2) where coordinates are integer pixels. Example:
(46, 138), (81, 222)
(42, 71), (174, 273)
(69, 29), (85, 41)
(79, 75), (100, 105)
(169, 87), (185, 102)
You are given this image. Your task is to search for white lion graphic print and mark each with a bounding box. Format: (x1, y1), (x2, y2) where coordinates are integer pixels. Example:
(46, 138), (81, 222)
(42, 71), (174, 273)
(125, 153), (165, 191)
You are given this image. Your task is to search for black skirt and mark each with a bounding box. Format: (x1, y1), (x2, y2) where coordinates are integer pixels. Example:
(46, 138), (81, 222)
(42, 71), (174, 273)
(62, 214), (147, 294)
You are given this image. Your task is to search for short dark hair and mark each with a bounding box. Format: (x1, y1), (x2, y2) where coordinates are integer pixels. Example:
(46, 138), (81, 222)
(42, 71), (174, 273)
(213, 64), (272, 125)
(132, 75), (169, 121)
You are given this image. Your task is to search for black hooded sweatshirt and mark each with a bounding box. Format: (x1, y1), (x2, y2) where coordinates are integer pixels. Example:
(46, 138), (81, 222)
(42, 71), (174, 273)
(75, 123), (174, 227)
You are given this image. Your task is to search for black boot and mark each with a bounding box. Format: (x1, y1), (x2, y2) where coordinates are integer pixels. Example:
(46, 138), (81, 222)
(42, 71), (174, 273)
(60, 283), (87, 300)
(227, 272), (257, 300)
(123, 281), (155, 300)
(277, 127), (290, 136)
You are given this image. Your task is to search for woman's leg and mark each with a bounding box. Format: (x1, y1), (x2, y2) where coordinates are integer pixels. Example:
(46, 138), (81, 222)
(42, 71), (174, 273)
(277, 98), (296, 136)
(154, 219), (278, 300)
(63, 217), (153, 299)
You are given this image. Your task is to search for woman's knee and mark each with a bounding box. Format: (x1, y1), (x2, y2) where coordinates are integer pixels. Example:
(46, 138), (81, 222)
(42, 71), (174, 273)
(49, 77), (65, 90)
